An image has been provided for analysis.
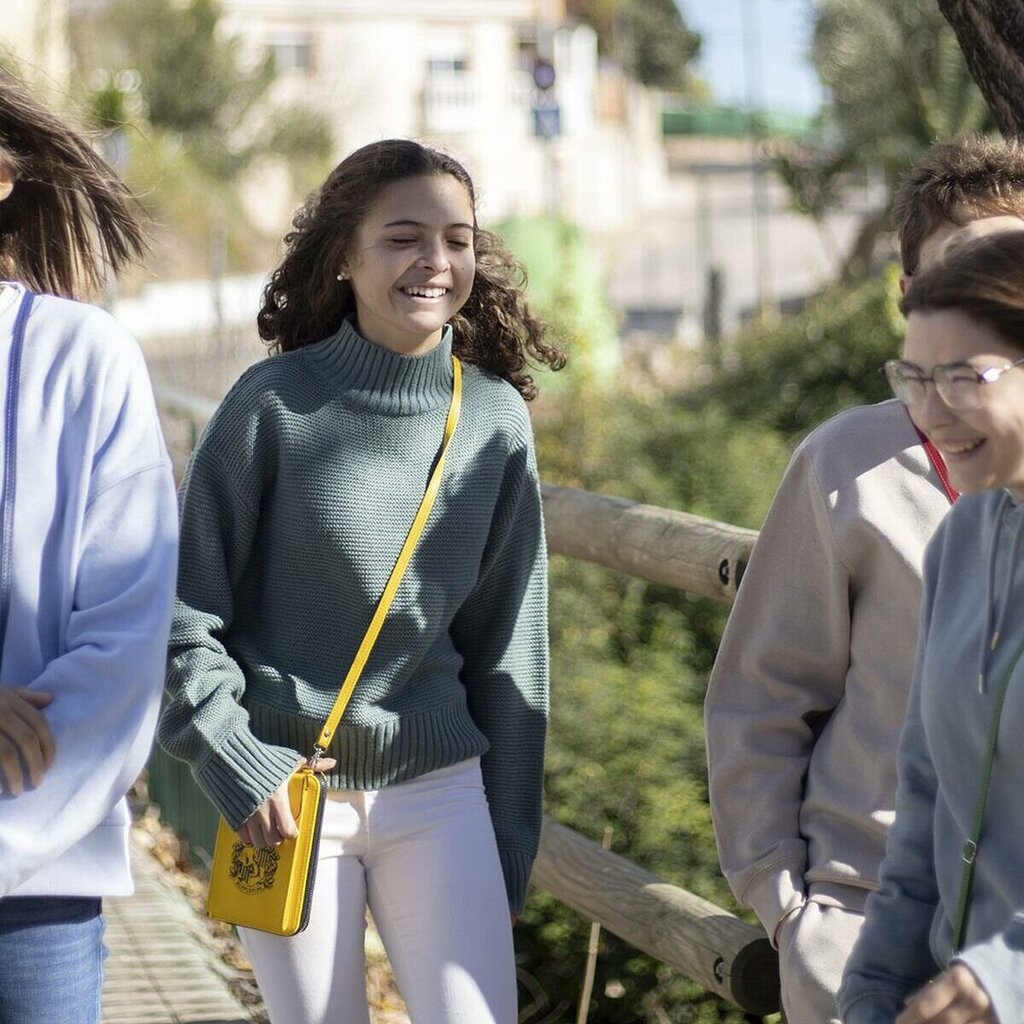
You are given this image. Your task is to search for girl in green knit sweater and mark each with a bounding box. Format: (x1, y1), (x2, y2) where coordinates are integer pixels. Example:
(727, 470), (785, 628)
(161, 140), (563, 1024)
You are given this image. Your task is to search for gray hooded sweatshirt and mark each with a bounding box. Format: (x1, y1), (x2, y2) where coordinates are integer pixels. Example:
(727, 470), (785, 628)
(840, 488), (1024, 1024)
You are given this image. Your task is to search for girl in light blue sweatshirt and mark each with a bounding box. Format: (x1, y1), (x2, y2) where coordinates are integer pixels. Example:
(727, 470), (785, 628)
(0, 66), (178, 1024)
(840, 230), (1024, 1024)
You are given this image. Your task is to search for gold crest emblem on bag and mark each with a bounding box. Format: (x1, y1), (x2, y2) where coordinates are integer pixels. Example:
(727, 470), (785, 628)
(229, 842), (280, 894)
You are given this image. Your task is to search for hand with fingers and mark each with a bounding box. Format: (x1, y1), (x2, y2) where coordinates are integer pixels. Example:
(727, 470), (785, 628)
(896, 964), (996, 1024)
(0, 687), (55, 796)
(237, 754), (337, 849)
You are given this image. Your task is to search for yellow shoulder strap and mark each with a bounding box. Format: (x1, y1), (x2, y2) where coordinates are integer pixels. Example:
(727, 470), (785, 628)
(311, 355), (463, 757)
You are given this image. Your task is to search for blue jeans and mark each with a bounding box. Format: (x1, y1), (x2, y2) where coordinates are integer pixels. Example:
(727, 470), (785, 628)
(0, 896), (105, 1024)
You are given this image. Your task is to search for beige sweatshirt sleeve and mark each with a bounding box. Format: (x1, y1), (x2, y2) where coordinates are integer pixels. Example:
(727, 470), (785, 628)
(705, 443), (852, 943)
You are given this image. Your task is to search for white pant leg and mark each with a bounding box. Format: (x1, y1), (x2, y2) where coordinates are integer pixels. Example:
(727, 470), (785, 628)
(364, 758), (517, 1024)
(777, 899), (864, 1024)
(239, 795), (372, 1024)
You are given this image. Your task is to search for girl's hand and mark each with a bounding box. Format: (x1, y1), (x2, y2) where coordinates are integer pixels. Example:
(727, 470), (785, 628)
(238, 755), (336, 848)
(896, 964), (996, 1024)
(0, 688), (55, 795)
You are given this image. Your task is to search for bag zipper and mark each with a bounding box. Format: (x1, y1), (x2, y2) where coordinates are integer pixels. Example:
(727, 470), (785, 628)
(294, 771), (328, 934)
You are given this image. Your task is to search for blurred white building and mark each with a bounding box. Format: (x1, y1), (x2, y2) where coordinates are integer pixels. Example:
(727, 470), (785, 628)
(219, 0), (669, 231)
(0, 0), (70, 92)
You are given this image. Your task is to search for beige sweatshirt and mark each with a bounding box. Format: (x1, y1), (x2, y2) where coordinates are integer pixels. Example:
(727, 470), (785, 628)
(705, 400), (953, 943)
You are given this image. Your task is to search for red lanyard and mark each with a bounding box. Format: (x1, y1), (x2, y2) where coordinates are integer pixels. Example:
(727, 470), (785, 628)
(913, 425), (959, 505)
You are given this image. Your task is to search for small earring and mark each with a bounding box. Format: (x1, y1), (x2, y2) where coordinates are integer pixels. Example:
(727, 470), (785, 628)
(337, 271), (348, 281)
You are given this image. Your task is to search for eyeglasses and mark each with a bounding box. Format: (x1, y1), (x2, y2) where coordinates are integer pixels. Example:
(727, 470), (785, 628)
(884, 357), (1024, 411)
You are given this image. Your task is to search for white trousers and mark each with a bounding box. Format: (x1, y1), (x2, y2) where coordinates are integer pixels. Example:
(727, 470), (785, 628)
(239, 758), (517, 1024)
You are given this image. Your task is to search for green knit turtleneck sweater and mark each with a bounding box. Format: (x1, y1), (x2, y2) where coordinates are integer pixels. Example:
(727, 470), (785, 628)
(161, 318), (549, 911)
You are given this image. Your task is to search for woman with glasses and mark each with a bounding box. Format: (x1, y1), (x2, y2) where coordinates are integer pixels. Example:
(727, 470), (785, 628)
(839, 230), (1024, 1024)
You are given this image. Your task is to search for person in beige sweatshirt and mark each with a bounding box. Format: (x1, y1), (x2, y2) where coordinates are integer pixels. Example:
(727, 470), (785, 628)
(704, 137), (1024, 1024)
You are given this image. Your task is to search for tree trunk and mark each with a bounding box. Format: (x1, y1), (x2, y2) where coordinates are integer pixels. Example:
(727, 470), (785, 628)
(937, 1), (1024, 139)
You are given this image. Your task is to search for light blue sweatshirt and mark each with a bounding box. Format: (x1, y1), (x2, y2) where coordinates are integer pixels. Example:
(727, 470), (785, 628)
(0, 283), (179, 897)
(840, 488), (1024, 1024)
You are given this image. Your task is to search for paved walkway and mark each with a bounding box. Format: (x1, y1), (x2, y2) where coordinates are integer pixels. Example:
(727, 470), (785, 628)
(102, 837), (255, 1024)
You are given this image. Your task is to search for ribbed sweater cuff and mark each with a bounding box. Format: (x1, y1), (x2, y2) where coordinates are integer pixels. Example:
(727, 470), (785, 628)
(740, 858), (807, 946)
(246, 699), (489, 791)
(195, 728), (300, 829)
(499, 845), (537, 914)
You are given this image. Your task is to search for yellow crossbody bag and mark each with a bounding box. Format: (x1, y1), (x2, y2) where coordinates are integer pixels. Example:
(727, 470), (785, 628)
(206, 355), (462, 936)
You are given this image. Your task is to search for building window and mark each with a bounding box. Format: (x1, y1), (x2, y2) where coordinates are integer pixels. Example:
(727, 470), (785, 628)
(424, 27), (471, 76)
(427, 57), (470, 74)
(268, 35), (313, 75)
(516, 23), (539, 74)
(422, 30), (475, 134)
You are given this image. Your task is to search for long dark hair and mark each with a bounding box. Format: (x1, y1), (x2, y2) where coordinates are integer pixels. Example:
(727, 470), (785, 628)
(900, 230), (1024, 354)
(257, 139), (564, 400)
(0, 65), (145, 298)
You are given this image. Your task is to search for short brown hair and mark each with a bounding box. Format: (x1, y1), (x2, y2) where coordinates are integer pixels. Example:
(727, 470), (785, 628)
(899, 230), (1024, 355)
(892, 137), (1024, 276)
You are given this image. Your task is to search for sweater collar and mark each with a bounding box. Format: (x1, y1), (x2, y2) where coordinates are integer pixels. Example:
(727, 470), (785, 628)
(301, 315), (454, 414)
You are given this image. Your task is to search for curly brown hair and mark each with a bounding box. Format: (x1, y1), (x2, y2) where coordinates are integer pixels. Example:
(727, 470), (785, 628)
(257, 139), (564, 400)
(0, 64), (145, 298)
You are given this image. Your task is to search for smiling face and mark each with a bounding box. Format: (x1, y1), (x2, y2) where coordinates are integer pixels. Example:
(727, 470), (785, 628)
(903, 308), (1024, 497)
(341, 173), (476, 355)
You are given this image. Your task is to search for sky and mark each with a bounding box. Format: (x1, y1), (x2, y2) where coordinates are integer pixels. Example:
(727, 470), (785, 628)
(678, 0), (823, 115)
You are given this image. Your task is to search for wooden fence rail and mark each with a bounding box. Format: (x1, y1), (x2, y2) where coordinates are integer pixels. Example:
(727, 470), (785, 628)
(540, 484), (757, 602)
(535, 820), (777, 1015)
(153, 384), (778, 1016)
